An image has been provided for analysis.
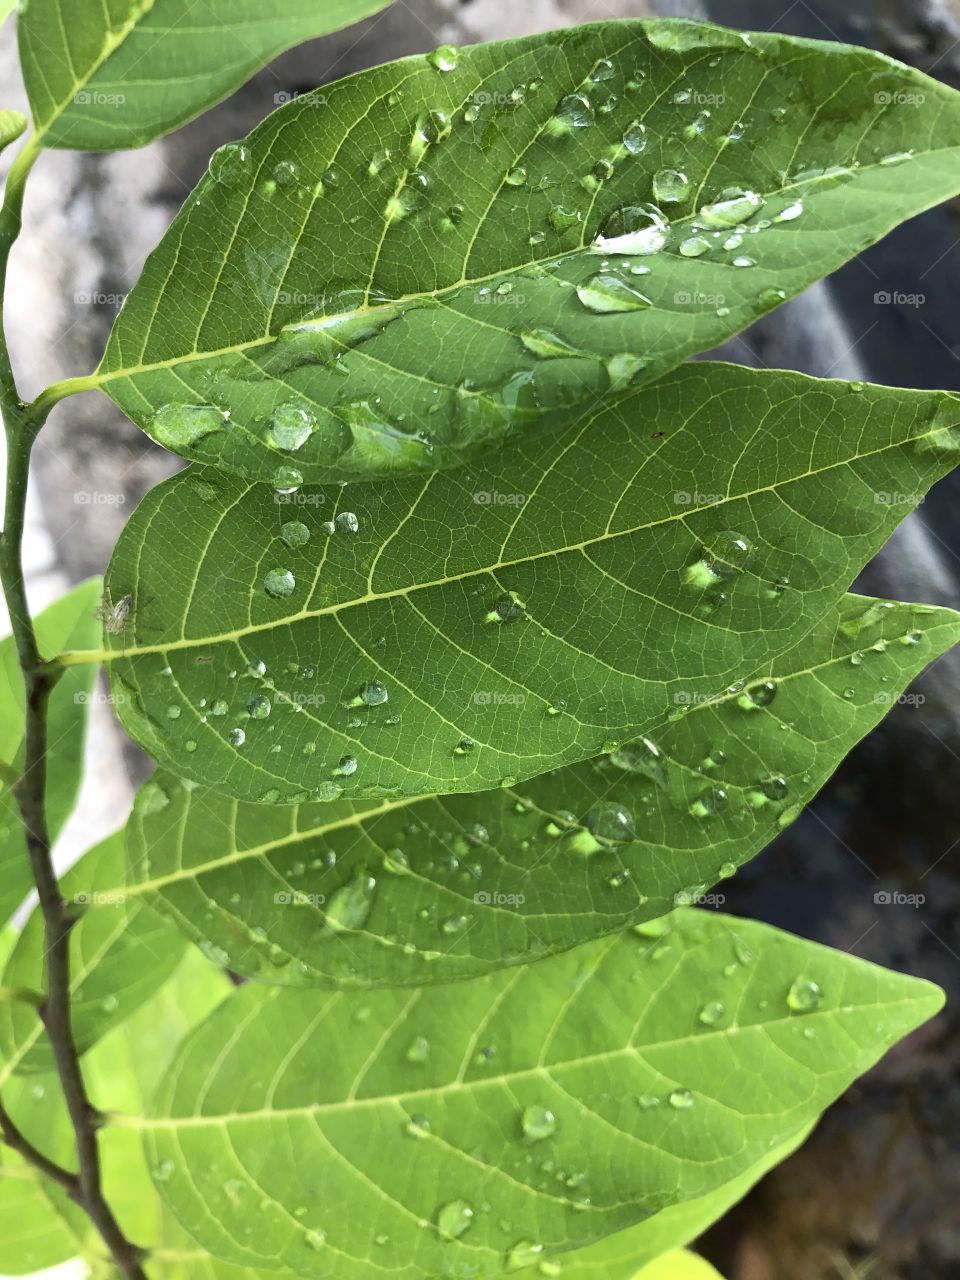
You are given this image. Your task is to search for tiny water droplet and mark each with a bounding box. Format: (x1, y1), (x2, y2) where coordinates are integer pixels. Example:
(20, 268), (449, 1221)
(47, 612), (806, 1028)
(437, 1200), (474, 1241)
(699, 1001), (725, 1026)
(669, 1088), (695, 1109)
(787, 977), (822, 1013)
(522, 1104), (557, 1142)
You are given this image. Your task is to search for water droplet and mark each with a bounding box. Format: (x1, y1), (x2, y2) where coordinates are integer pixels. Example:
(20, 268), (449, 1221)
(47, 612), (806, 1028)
(210, 142), (250, 186)
(359, 680), (389, 707)
(593, 204), (667, 256)
(166, 705), (181, 720)
(263, 568), (295, 598)
(273, 160), (299, 189)
(406, 1035), (430, 1063)
(266, 403), (316, 452)
(689, 787), (728, 819)
(775, 198), (804, 222)
(441, 914), (468, 935)
(622, 119), (647, 153)
(669, 1088), (695, 1109)
(427, 44), (459, 72)
(679, 235), (711, 258)
(486, 591), (526, 624)
(760, 776), (789, 800)
(586, 802), (635, 845)
(334, 511), (359, 534)
(405, 1113), (430, 1138)
(698, 187), (764, 228)
(305, 1228), (327, 1251)
(737, 680), (777, 710)
(732, 255), (757, 268)
(787, 977), (822, 1013)
(325, 874), (375, 933)
(228, 727), (246, 747)
(152, 403), (227, 450)
(577, 274), (652, 313)
(247, 694), (272, 719)
(453, 737), (476, 757)
(279, 521), (310, 549)
(548, 93), (594, 135)
(507, 1242), (544, 1271)
(879, 150), (914, 166)
(415, 108), (451, 147)
(336, 754), (358, 776)
(522, 1104), (557, 1141)
(505, 166), (527, 187)
(548, 204), (582, 233)
(653, 168), (689, 204)
(437, 1200), (474, 1241)
(153, 1160), (175, 1182)
(608, 737), (666, 786)
(699, 1001), (725, 1026)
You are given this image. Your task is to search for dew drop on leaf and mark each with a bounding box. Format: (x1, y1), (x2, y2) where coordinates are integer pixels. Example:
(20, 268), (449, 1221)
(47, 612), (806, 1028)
(622, 119), (647, 153)
(228, 727), (245, 747)
(577, 275), (653, 313)
(427, 44), (459, 71)
(436, 1200), (474, 1241)
(787, 977), (822, 1013)
(522, 1104), (557, 1141)
(334, 511), (359, 534)
(280, 521), (310, 548)
(668, 1088), (695, 1109)
(679, 235), (711, 258)
(247, 694), (272, 719)
(652, 167), (689, 204)
(698, 187), (764, 228)
(698, 1001), (725, 1026)
(152, 402), (227, 449)
(689, 787), (728, 819)
(548, 93), (594, 135)
(324, 875), (375, 933)
(406, 1035), (430, 1063)
(266, 403), (316, 451)
(506, 1241), (544, 1271)
(586, 802), (636, 844)
(263, 568), (295, 598)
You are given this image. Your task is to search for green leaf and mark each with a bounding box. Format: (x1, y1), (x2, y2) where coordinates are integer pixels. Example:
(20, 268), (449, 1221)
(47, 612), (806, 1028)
(97, 364), (960, 805)
(0, 830), (186, 1076)
(0, 944), (236, 1276)
(122, 589), (960, 988)
(0, 578), (102, 925)
(136, 912), (942, 1278)
(636, 1251), (724, 1280)
(95, 19), (960, 483)
(16, 0), (393, 152)
(0, 109), (27, 152)
(0, 1145), (87, 1275)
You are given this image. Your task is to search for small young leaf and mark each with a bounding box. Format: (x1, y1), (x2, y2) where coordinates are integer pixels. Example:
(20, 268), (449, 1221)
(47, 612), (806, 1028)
(123, 590), (960, 988)
(138, 913), (942, 1278)
(0, 578), (103, 925)
(0, 109), (27, 153)
(0, 830), (186, 1076)
(17, 0), (394, 151)
(95, 21), (960, 482)
(98, 365), (960, 804)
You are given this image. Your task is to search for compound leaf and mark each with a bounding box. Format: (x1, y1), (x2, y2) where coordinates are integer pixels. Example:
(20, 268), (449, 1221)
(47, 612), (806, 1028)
(95, 19), (960, 482)
(96, 364), (960, 804)
(17, 0), (393, 151)
(136, 912), (942, 1278)
(122, 590), (960, 988)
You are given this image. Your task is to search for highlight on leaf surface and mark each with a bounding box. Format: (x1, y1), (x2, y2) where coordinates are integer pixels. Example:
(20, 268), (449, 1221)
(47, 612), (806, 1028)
(94, 19), (960, 483)
(96, 363), (960, 805)
(136, 912), (942, 1279)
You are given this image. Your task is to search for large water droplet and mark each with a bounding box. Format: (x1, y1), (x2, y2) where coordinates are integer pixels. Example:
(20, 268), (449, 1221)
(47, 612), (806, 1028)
(427, 44), (459, 72)
(506, 1242), (544, 1271)
(689, 787), (728, 819)
(521, 1104), (557, 1141)
(210, 141), (250, 186)
(263, 568), (295, 598)
(548, 93), (594, 135)
(586, 802), (636, 844)
(324, 875), (375, 933)
(266, 403), (316, 452)
(437, 1200), (474, 1241)
(608, 737), (666, 786)
(577, 275), (653, 313)
(593, 204), (667, 256)
(669, 1088), (695, 1109)
(152, 403), (227, 450)
(787, 977), (821, 1013)
(280, 521), (310, 548)
(653, 168), (689, 204)
(622, 119), (647, 153)
(247, 694), (272, 719)
(698, 187), (764, 228)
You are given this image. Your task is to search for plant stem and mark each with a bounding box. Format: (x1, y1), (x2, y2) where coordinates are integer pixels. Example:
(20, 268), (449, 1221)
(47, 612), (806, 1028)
(0, 138), (148, 1280)
(0, 1100), (80, 1198)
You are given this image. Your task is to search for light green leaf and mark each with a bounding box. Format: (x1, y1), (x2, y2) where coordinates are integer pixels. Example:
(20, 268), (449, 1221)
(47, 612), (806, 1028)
(0, 108), (27, 152)
(122, 589), (960, 988)
(95, 364), (960, 805)
(636, 1251), (723, 1280)
(136, 912), (942, 1278)
(95, 19), (960, 483)
(0, 578), (102, 925)
(0, 945), (237, 1276)
(0, 829), (186, 1076)
(17, 0), (393, 151)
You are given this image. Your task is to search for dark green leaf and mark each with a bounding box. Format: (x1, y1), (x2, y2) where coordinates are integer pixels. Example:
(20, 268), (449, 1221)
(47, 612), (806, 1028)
(96, 20), (960, 482)
(95, 365), (960, 804)
(17, 0), (393, 151)
(137, 912), (942, 1278)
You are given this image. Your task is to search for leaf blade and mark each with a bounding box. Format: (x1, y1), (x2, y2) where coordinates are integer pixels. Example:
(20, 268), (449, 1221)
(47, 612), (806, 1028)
(138, 912), (943, 1278)
(97, 20), (960, 481)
